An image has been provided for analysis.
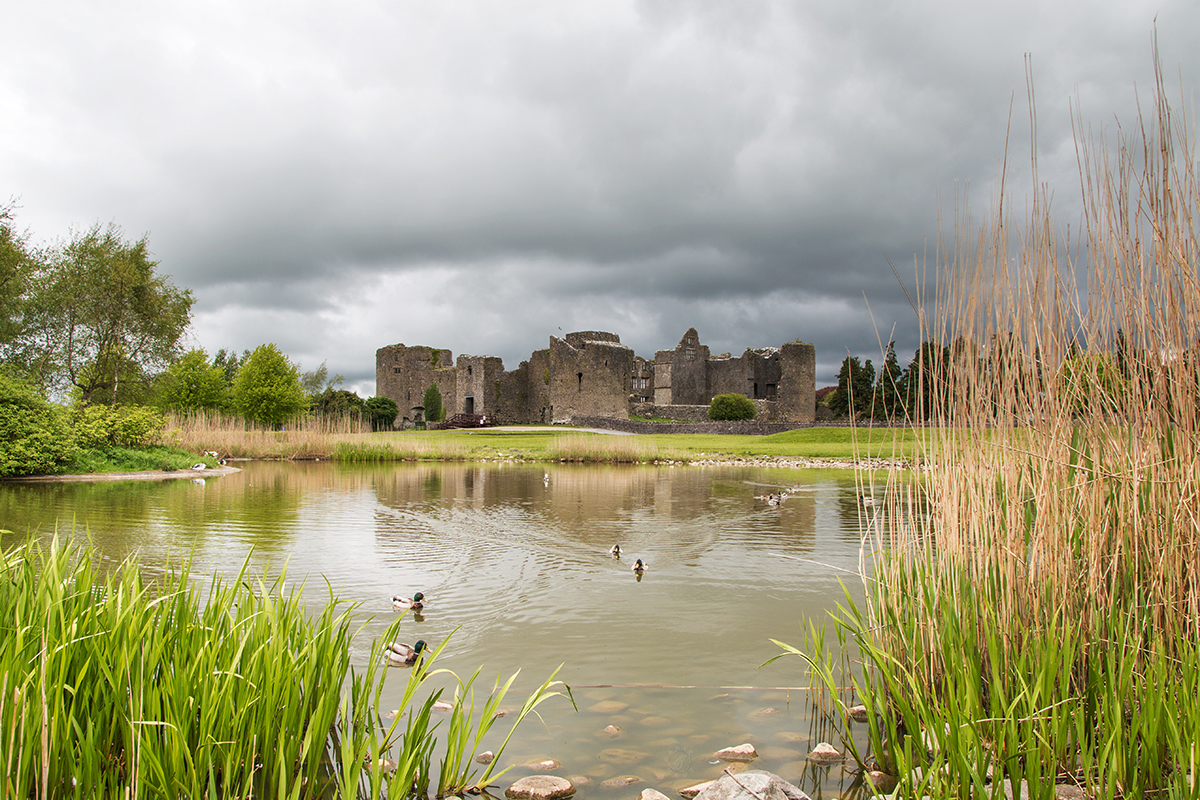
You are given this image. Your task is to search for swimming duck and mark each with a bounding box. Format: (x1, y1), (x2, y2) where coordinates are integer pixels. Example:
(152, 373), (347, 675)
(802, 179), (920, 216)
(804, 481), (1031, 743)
(393, 592), (425, 612)
(610, 544), (621, 557)
(383, 640), (426, 667)
(631, 558), (648, 573)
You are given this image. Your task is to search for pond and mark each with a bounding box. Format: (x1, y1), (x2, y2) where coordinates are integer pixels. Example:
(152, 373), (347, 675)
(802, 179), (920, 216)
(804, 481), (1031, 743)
(0, 461), (879, 798)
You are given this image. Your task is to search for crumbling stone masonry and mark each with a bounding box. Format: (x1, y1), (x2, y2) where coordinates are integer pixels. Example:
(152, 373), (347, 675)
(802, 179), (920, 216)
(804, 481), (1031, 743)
(376, 328), (815, 427)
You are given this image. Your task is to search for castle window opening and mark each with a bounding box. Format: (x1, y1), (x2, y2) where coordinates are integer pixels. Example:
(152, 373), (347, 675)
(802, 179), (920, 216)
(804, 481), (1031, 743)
(577, 372), (583, 391)
(468, 366), (473, 377)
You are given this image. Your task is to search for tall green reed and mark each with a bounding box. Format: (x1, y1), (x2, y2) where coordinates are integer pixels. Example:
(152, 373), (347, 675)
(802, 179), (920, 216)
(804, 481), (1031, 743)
(773, 54), (1200, 797)
(0, 538), (570, 798)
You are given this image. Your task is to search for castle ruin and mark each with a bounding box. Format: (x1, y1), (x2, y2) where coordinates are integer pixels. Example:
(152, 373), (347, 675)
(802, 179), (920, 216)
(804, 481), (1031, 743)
(375, 328), (815, 427)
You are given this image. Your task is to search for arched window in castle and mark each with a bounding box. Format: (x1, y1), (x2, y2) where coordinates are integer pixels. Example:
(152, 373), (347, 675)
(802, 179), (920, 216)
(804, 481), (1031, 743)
(577, 372), (583, 391)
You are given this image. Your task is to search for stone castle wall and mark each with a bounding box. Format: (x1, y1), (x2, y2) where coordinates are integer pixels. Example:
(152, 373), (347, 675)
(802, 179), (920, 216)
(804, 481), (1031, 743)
(376, 328), (816, 428)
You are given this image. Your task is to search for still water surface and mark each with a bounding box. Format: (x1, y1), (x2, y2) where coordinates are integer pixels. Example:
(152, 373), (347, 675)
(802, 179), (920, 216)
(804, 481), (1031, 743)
(0, 461), (877, 798)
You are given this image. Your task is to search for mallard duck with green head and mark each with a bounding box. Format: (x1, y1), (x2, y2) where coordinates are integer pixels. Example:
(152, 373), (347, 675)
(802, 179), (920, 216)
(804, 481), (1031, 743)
(393, 592), (425, 612)
(383, 640), (426, 667)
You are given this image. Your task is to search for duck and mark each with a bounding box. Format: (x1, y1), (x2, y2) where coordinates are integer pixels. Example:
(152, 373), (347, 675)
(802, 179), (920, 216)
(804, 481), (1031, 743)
(631, 558), (648, 573)
(383, 640), (426, 667)
(610, 544), (621, 557)
(859, 495), (876, 508)
(392, 592), (425, 612)
(190, 463), (207, 471)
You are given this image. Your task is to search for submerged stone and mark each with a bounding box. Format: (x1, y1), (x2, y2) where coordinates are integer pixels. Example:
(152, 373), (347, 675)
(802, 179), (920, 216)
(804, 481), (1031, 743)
(525, 759), (562, 771)
(601, 775), (643, 789)
(476, 751), (495, 765)
(588, 700), (630, 714)
(598, 748), (649, 765)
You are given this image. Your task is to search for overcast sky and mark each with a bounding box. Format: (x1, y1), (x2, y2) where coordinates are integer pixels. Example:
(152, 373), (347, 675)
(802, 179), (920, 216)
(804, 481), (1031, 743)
(4, 1), (1197, 394)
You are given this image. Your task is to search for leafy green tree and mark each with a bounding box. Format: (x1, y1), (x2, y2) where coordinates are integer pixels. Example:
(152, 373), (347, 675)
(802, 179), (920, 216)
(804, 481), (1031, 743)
(364, 396), (399, 431)
(0, 202), (38, 363)
(301, 360), (344, 402)
(214, 348), (246, 387)
(827, 356), (875, 418)
(160, 348), (229, 411)
(423, 384), (444, 422)
(0, 371), (76, 477)
(708, 393), (757, 421)
(23, 224), (193, 403)
(232, 343), (308, 427)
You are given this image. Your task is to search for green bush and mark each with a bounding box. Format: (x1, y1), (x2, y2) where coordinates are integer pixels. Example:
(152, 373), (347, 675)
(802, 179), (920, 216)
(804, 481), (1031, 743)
(0, 373), (77, 477)
(73, 404), (165, 448)
(708, 393), (756, 421)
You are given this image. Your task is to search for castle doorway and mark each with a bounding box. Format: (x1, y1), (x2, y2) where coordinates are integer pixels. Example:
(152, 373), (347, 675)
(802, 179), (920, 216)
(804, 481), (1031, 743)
(465, 396), (475, 415)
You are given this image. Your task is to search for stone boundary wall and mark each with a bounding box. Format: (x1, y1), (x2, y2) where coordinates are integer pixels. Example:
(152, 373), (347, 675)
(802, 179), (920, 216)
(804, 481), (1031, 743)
(566, 416), (804, 435)
(630, 401), (776, 422)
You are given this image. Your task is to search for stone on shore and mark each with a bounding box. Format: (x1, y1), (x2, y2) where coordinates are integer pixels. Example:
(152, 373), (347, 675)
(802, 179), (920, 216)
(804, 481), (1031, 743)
(505, 775), (576, 800)
(805, 743), (843, 764)
(678, 780), (714, 799)
(692, 770), (811, 800)
(865, 771), (897, 793)
(640, 790), (672, 800)
(713, 743), (757, 762)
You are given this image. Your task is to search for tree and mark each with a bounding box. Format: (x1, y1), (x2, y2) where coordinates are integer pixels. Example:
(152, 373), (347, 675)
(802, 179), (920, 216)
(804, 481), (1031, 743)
(708, 392), (756, 420)
(873, 341), (904, 420)
(364, 396), (399, 431)
(422, 384), (444, 422)
(232, 343), (308, 427)
(827, 356), (875, 418)
(314, 388), (365, 417)
(23, 224), (193, 403)
(903, 341), (950, 421)
(160, 348), (229, 411)
(0, 202), (38, 363)
(301, 360), (344, 402)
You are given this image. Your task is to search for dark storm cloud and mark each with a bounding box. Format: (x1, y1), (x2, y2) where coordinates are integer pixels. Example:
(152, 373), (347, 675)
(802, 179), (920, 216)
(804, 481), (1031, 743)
(4, 1), (1198, 394)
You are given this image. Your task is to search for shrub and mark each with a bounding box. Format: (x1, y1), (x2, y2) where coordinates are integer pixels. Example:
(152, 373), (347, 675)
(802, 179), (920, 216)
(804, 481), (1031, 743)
(422, 384), (444, 422)
(364, 396), (399, 431)
(708, 393), (756, 421)
(0, 373), (77, 476)
(74, 404), (165, 448)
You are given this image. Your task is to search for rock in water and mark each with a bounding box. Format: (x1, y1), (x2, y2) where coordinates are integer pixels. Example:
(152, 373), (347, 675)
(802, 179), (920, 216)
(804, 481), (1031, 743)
(505, 776), (576, 800)
(679, 781), (714, 799)
(640, 790), (672, 800)
(475, 751), (495, 765)
(692, 770), (812, 800)
(805, 743), (843, 764)
(713, 743), (758, 762)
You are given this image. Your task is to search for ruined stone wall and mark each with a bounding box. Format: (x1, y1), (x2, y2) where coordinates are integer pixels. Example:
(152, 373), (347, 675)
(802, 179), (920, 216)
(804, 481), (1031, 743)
(376, 344), (457, 424)
(661, 328), (710, 405)
(632, 400), (775, 422)
(706, 356), (751, 399)
(547, 335), (634, 422)
(454, 355), (505, 417)
(777, 341), (816, 422)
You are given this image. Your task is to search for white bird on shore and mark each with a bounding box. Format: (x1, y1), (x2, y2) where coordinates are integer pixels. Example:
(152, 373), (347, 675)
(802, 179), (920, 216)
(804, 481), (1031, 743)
(190, 463), (207, 471)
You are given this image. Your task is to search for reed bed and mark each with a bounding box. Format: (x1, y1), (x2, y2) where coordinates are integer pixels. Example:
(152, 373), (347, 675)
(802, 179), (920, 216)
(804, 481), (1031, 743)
(160, 410), (473, 462)
(0, 538), (569, 798)
(779, 62), (1200, 797)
